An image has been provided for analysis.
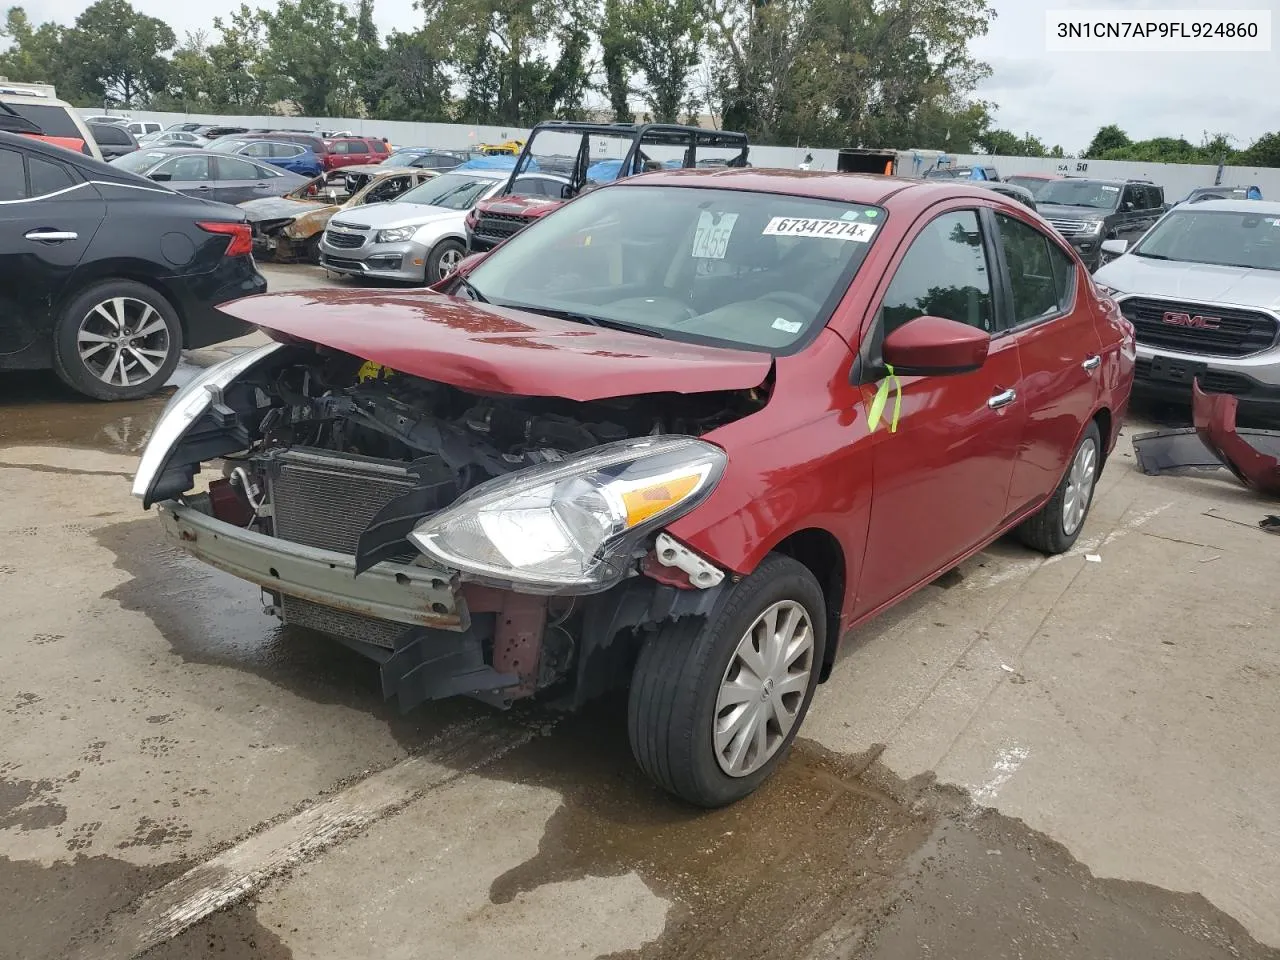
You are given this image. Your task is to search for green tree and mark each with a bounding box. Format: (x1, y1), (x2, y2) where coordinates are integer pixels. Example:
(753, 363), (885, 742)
(1083, 124), (1129, 157)
(0, 7), (74, 95)
(1237, 132), (1280, 168)
(62, 0), (175, 106)
(598, 0), (635, 122)
(977, 127), (1047, 157)
(156, 32), (216, 110)
(206, 6), (270, 112)
(615, 0), (703, 122)
(374, 29), (452, 121)
(353, 0), (383, 115)
(259, 0), (361, 116)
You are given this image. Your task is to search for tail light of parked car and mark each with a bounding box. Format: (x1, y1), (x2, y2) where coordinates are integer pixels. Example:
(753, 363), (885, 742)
(198, 221), (254, 258)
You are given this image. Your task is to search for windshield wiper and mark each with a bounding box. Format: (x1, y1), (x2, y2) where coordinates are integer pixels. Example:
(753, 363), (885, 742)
(1131, 251), (1172, 260)
(511, 303), (667, 338)
(452, 274), (488, 302)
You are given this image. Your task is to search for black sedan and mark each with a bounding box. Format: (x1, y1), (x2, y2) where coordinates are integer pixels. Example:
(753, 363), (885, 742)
(110, 146), (310, 205)
(0, 130), (265, 400)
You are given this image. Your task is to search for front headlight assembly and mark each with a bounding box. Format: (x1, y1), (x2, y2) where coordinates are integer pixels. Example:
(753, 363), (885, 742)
(375, 226), (418, 243)
(409, 436), (727, 594)
(131, 342), (283, 506)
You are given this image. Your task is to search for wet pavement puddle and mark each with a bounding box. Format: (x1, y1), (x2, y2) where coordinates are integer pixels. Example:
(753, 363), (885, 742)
(0, 519), (1259, 960)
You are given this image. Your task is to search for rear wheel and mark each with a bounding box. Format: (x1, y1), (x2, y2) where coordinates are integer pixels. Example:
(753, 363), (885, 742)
(1017, 421), (1102, 554)
(426, 238), (465, 284)
(52, 280), (182, 401)
(627, 554), (826, 807)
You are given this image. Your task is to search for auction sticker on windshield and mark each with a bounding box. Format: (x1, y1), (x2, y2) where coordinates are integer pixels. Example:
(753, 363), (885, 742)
(692, 211), (739, 259)
(763, 217), (877, 241)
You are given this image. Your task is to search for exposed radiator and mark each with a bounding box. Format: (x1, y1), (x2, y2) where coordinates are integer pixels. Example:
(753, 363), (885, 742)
(264, 447), (418, 555)
(280, 595), (409, 649)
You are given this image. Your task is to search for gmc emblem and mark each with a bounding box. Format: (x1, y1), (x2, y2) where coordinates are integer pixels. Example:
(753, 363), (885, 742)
(1162, 311), (1221, 329)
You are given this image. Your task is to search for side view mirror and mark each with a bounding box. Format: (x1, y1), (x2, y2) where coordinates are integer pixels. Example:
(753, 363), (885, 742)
(1100, 238), (1128, 256)
(1122, 200), (1135, 211)
(148, 172), (171, 182)
(881, 315), (989, 377)
(560, 183), (574, 199)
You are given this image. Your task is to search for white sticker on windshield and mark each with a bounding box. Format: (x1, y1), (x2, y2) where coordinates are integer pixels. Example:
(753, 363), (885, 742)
(772, 317), (803, 333)
(691, 211), (739, 259)
(763, 217), (877, 242)
(1101, 185), (1120, 192)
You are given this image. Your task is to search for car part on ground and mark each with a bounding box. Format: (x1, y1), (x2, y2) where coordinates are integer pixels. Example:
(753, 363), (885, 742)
(466, 121), (749, 253)
(1131, 379), (1280, 497)
(0, 130), (264, 400)
(1093, 199), (1280, 418)
(241, 167), (439, 263)
(132, 171), (1130, 805)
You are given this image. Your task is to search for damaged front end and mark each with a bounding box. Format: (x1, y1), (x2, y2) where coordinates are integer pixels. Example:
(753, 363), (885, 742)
(134, 342), (765, 711)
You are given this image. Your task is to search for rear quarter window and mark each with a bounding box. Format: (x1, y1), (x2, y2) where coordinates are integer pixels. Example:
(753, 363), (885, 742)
(29, 156), (79, 197)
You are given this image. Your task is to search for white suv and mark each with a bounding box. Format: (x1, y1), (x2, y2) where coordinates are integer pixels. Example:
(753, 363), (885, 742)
(1094, 198), (1280, 417)
(0, 80), (102, 160)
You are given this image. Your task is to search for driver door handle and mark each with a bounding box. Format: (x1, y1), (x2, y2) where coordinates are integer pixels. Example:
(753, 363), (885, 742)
(1082, 355), (1101, 371)
(25, 229), (78, 242)
(988, 387), (1017, 410)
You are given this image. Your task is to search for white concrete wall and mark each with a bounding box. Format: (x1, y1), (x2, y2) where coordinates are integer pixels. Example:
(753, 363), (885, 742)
(86, 108), (1280, 199)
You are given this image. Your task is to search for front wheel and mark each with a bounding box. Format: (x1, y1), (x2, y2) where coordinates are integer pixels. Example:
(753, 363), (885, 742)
(52, 280), (182, 401)
(425, 238), (465, 284)
(1016, 420), (1102, 554)
(628, 553), (827, 807)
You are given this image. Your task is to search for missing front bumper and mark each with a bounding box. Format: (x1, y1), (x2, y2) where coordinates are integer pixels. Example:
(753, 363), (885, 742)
(157, 501), (467, 631)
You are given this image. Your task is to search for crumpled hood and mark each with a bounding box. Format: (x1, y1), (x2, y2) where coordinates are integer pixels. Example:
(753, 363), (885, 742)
(239, 196), (328, 223)
(217, 289), (772, 401)
(481, 194), (563, 218)
(329, 202), (461, 231)
(1095, 255), (1280, 310)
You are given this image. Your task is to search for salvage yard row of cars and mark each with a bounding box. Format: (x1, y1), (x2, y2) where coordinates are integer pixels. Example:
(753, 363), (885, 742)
(3, 93), (1278, 803)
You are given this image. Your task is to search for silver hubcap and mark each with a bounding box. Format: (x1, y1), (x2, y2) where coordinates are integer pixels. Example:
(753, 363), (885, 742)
(714, 600), (815, 778)
(77, 297), (170, 388)
(1062, 436), (1098, 536)
(439, 248), (462, 276)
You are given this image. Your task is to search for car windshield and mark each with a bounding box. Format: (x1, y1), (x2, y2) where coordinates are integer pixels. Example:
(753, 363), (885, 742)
(397, 173), (497, 209)
(1006, 176), (1053, 196)
(463, 184), (883, 352)
(111, 150), (170, 173)
(1132, 209), (1280, 271)
(1038, 179), (1121, 209)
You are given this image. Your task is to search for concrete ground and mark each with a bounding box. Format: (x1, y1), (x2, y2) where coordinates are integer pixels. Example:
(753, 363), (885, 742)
(1, 262), (1277, 959)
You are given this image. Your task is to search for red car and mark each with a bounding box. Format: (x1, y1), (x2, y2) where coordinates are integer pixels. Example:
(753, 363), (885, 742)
(323, 136), (389, 170)
(132, 171), (1134, 807)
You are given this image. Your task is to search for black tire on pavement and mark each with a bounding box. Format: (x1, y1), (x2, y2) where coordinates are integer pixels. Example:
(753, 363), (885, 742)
(426, 238), (466, 284)
(52, 280), (182, 401)
(1016, 420), (1103, 555)
(627, 553), (827, 808)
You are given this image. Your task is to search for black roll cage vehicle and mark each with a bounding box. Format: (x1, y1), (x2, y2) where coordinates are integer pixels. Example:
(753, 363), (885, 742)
(496, 121), (751, 202)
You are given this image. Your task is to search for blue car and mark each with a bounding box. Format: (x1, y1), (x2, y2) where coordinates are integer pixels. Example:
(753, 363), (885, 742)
(210, 139), (324, 176)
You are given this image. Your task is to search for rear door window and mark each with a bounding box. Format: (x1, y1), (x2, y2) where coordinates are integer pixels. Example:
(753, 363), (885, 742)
(93, 124), (131, 146)
(346, 141), (369, 155)
(28, 155), (78, 197)
(0, 147), (25, 200)
(156, 154), (212, 181)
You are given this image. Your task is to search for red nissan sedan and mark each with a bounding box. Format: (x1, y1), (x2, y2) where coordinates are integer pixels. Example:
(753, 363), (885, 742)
(132, 170), (1135, 807)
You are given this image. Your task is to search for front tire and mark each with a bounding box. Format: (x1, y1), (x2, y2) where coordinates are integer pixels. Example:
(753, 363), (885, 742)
(426, 238), (465, 284)
(52, 280), (182, 401)
(1016, 420), (1102, 554)
(628, 553), (827, 807)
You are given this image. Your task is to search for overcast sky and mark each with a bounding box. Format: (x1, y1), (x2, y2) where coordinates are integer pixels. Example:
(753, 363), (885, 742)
(17, 0), (1280, 150)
